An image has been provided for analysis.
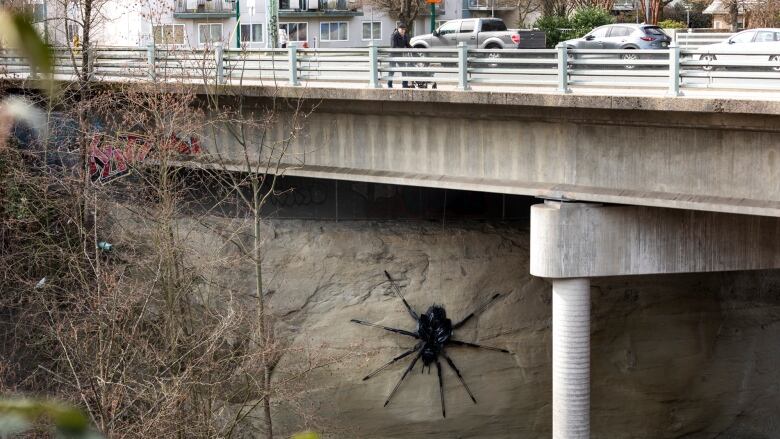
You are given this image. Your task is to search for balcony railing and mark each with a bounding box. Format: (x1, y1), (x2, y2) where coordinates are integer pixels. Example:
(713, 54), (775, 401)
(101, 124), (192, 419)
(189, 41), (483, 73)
(613, 0), (636, 11)
(467, 0), (516, 10)
(279, 0), (363, 17)
(174, 0), (237, 17)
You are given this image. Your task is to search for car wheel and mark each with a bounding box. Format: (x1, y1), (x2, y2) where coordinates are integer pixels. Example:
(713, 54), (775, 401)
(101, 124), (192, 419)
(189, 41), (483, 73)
(700, 54), (716, 71)
(621, 49), (638, 69)
(770, 55), (780, 72)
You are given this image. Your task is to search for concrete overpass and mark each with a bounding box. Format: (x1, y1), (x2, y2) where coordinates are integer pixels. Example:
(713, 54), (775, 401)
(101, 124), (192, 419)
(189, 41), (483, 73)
(208, 86), (780, 217)
(200, 85), (780, 439)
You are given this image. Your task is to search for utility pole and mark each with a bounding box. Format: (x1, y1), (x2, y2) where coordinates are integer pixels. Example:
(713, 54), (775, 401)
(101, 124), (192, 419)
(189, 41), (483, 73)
(427, 0), (440, 32)
(236, 0), (241, 47)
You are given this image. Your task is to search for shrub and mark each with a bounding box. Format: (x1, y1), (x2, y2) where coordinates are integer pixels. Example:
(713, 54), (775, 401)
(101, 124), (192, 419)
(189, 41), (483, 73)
(534, 15), (573, 48)
(570, 6), (616, 35)
(658, 19), (686, 29)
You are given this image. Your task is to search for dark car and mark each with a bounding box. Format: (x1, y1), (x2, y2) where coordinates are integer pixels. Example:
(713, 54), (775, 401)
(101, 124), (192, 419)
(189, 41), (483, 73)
(563, 24), (672, 68)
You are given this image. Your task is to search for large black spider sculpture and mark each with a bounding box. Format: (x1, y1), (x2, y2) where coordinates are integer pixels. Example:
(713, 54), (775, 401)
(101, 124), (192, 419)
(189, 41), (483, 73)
(351, 271), (511, 418)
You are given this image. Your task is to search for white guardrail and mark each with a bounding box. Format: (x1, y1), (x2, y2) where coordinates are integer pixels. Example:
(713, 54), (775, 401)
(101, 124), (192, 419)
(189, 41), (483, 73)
(2, 40), (780, 98)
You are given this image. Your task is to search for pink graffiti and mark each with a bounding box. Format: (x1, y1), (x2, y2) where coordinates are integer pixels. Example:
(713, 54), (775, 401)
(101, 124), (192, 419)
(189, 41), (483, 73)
(89, 133), (200, 183)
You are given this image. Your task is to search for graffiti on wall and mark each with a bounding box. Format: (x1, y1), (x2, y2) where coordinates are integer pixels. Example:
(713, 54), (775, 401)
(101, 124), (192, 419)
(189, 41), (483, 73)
(89, 133), (201, 183)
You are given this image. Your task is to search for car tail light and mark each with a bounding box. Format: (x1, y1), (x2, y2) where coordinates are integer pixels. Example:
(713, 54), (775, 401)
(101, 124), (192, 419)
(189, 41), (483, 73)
(511, 34), (520, 44)
(640, 36), (656, 41)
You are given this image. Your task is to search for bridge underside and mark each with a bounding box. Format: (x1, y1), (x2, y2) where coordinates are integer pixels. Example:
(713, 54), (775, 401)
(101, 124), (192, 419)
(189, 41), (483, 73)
(204, 88), (780, 217)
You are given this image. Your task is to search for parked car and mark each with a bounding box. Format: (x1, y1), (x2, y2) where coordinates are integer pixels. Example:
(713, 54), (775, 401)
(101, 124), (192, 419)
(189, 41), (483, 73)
(699, 28), (780, 71)
(409, 18), (546, 51)
(563, 24), (672, 68)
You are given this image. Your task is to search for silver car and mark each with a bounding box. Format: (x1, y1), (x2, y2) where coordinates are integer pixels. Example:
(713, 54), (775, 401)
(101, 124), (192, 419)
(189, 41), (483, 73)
(564, 24), (671, 67)
(699, 28), (780, 71)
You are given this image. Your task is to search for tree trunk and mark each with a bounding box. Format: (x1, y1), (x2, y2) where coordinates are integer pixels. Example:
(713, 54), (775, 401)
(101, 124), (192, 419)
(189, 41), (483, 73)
(729, 0), (739, 31)
(253, 178), (273, 439)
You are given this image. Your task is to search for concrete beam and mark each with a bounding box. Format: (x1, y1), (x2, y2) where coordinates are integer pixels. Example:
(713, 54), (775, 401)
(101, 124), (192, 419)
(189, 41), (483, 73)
(530, 201), (780, 278)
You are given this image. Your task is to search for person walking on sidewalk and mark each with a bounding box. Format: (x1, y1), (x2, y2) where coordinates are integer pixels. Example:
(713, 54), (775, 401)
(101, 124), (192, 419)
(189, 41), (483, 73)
(388, 23), (411, 89)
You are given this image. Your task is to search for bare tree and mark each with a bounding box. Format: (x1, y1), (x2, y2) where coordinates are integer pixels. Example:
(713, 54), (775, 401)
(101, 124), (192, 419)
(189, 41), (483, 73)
(365, 0), (427, 28)
(540, 0), (574, 18)
(1, 21), (354, 438)
(572, 0), (614, 12)
(512, 0), (542, 26)
(745, 0), (780, 27)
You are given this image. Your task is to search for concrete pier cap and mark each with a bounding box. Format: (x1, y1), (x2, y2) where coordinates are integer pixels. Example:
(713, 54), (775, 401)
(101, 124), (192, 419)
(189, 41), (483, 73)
(530, 200), (780, 279)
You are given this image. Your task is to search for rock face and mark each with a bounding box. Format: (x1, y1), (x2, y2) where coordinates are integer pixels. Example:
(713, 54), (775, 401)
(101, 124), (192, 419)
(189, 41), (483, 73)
(185, 217), (780, 439)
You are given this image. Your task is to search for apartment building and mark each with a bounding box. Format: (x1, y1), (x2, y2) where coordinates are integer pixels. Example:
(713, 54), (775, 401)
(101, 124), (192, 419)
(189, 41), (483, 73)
(28, 0), (525, 49)
(157, 0), (463, 49)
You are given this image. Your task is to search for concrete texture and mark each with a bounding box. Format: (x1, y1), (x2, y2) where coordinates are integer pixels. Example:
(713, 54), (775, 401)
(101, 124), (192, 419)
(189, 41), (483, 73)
(10, 80), (780, 215)
(193, 89), (780, 217)
(552, 278), (591, 439)
(530, 202), (780, 278)
(115, 214), (780, 438)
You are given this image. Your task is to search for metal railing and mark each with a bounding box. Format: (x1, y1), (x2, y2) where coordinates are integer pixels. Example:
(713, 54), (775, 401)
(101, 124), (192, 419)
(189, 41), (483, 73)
(467, 0), (516, 10)
(2, 42), (780, 98)
(674, 32), (733, 50)
(174, 0), (236, 14)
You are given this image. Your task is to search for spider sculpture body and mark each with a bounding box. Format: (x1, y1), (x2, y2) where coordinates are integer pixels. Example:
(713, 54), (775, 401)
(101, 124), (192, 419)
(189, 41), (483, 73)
(351, 271), (511, 418)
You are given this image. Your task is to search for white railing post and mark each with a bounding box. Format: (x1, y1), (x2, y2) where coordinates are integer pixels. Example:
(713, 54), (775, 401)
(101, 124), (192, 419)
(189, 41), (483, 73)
(457, 42), (470, 91)
(147, 42), (156, 80)
(288, 42), (300, 86)
(369, 41), (380, 88)
(556, 43), (570, 93)
(668, 43), (680, 96)
(214, 42), (224, 84)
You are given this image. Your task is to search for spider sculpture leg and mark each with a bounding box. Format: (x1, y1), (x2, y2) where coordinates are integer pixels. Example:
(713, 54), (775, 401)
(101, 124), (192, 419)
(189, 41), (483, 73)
(350, 319), (419, 338)
(384, 270), (419, 322)
(453, 293), (501, 329)
(435, 359), (446, 417)
(442, 352), (477, 403)
(362, 342), (423, 381)
(384, 350), (423, 407)
(450, 339), (511, 354)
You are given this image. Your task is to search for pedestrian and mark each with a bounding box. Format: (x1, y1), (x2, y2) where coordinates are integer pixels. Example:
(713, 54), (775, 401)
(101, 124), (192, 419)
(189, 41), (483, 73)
(388, 23), (411, 89)
(279, 28), (288, 49)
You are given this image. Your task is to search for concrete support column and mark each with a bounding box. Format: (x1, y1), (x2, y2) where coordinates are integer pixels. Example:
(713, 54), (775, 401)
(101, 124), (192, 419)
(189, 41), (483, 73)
(552, 277), (590, 439)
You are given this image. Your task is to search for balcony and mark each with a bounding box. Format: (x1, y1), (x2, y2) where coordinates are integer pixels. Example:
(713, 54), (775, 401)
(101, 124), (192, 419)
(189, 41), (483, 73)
(613, 0), (636, 10)
(467, 0), (516, 11)
(279, 0), (363, 17)
(174, 0), (237, 19)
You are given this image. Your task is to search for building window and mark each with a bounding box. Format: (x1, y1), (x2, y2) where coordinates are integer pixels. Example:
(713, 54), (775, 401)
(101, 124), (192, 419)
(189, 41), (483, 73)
(198, 23), (223, 45)
(362, 21), (381, 40)
(240, 23), (263, 43)
(67, 23), (81, 41)
(152, 24), (185, 45)
(320, 22), (348, 41)
(280, 22), (308, 42)
(31, 2), (45, 23)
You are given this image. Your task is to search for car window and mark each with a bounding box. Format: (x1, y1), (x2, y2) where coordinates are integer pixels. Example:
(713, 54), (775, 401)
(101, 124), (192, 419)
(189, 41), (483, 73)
(756, 31), (776, 42)
(438, 21), (459, 35)
(588, 27), (609, 39)
(460, 20), (475, 33)
(609, 26), (632, 37)
(643, 26), (666, 36)
(481, 19), (507, 32)
(731, 31), (756, 43)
